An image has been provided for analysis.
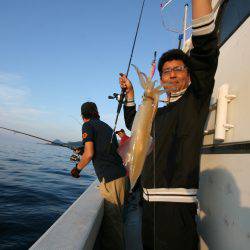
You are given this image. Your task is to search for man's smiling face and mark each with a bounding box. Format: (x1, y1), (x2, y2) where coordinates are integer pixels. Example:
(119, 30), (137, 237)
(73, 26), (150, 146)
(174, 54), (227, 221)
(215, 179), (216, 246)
(161, 60), (190, 93)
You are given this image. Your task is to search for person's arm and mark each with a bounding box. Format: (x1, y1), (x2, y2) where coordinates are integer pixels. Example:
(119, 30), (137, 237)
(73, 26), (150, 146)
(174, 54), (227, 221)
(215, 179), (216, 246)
(192, 0), (215, 37)
(119, 73), (137, 130)
(192, 0), (212, 20)
(77, 142), (94, 169)
(71, 142), (94, 178)
(189, 0), (219, 97)
(71, 123), (94, 178)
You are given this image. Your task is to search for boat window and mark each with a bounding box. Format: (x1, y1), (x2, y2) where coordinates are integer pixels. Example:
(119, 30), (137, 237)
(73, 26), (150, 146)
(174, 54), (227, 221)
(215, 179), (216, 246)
(216, 0), (250, 46)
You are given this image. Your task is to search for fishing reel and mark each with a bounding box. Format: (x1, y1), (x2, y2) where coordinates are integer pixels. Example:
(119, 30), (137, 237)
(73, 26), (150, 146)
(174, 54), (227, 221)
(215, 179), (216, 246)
(72, 146), (84, 155)
(70, 146), (85, 162)
(70, 154), (80, 163)
(108, 93), (125, 104)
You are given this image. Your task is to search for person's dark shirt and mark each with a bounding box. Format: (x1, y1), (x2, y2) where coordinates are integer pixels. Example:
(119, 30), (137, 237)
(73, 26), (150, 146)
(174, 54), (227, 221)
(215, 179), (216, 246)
(82, 118), (126, 183)
(124, 31), (219, 189)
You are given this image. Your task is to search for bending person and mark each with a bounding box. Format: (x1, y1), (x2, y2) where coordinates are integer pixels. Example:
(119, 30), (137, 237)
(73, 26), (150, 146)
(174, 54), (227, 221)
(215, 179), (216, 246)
(71, 102), (128, 250)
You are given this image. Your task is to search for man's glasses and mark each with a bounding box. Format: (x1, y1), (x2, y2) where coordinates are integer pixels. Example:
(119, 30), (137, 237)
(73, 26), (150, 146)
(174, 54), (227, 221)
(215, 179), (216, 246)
(162, 65), (187, 76)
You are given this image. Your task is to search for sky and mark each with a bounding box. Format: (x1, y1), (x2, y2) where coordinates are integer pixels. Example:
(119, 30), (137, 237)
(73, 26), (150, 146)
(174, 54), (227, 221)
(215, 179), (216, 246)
(0, 0), (192, 142)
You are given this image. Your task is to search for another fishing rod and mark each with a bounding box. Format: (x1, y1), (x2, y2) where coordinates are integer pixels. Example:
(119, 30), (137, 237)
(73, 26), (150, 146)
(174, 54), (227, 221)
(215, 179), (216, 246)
(108, 0), (146, 146)
(0, 126), (74, 150)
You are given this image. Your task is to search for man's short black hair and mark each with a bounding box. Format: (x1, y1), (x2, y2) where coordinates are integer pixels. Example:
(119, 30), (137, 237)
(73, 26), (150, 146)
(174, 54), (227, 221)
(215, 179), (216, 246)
(81, 102), (100, 119)
(158, 49), (191, 78)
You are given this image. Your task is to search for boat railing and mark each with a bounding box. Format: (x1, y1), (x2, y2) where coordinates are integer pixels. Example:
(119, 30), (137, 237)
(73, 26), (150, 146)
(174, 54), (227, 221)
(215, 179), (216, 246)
(30, 179), (103, 250)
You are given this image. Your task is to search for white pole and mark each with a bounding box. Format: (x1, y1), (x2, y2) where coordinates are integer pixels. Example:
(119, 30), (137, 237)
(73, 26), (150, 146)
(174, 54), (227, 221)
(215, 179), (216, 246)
(182, 3), (188, 49)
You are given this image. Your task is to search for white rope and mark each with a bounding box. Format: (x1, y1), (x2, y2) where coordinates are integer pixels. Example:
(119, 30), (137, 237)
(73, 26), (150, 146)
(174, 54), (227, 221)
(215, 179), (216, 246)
(160, 0), (174, 11)
(160, 0), (190, 34)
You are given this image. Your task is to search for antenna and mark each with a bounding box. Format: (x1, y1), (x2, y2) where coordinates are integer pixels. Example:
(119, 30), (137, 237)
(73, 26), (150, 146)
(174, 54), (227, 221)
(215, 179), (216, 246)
(160, 1), (191, 49)
(182, 4), (189, 49)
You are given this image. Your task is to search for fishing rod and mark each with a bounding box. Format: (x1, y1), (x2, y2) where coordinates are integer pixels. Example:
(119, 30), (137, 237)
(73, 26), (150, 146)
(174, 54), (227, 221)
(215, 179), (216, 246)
(150, 51), (157, 79)
(0, 126), (74, 150)
(108, 0), (146, 147)
(0, 126), (83, 163)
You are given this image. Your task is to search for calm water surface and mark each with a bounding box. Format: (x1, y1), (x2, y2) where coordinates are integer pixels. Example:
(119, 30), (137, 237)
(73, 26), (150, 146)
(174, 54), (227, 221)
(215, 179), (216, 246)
(0, 139), (96, 250)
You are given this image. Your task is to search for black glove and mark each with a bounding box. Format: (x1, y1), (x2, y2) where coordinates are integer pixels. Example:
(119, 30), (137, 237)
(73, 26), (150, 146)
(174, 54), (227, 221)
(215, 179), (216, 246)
(71, 164), (81, 178)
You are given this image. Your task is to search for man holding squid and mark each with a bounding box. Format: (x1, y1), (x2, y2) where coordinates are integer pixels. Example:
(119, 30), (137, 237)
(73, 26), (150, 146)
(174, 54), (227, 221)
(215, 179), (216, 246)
(119, 0), (219, 249)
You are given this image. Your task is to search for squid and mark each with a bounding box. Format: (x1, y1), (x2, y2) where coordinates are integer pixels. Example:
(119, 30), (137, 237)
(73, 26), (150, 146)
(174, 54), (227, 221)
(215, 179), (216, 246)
(123, 65), (165, 190)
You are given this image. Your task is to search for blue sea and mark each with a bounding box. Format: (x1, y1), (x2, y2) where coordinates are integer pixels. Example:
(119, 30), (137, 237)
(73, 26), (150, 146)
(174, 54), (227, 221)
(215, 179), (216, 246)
(0, 137), (96, 250)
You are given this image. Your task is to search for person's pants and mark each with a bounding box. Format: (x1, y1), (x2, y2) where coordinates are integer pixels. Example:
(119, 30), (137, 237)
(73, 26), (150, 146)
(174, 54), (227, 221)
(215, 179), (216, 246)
(142, 201), (199, 250)
(124, 188), (143, 250)
(99, 176), (128, 250)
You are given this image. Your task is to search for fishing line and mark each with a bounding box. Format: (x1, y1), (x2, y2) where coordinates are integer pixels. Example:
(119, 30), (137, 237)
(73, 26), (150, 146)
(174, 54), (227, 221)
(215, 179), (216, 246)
(125, 0), (146, 78)
(153, 119), (156, 250)
(109, 0), (146, 146)
(152, 91), (170, 247)
(69, 115), (82, 126)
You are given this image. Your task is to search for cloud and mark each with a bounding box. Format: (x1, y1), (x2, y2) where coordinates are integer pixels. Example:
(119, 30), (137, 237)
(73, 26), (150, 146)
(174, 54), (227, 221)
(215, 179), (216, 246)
(0, 71), (50, 126)
(0, 71), (23, 83)
(0, 106), (47, 120)
(0, 72), (29, 104)
(0, 84), (30, 104)
(0, 71), (79, 141)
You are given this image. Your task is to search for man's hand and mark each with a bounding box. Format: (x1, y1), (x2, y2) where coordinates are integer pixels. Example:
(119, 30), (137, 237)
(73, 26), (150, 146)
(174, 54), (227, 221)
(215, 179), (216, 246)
(119, 73), (134, 100)
(71, 164), (81, 178)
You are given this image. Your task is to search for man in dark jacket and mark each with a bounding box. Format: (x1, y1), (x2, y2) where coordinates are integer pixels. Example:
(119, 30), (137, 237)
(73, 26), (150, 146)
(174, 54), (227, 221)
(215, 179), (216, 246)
(71, 102), (127, 250)
(119, 0), (219, 249)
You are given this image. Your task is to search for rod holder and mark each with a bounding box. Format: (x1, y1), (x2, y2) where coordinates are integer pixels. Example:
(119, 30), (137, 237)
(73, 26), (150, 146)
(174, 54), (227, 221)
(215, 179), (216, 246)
(214, 84), (236, 141)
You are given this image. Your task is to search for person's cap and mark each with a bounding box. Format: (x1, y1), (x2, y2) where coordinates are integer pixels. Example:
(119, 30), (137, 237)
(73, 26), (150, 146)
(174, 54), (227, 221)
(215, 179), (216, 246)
(115, 129), (125, 134)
